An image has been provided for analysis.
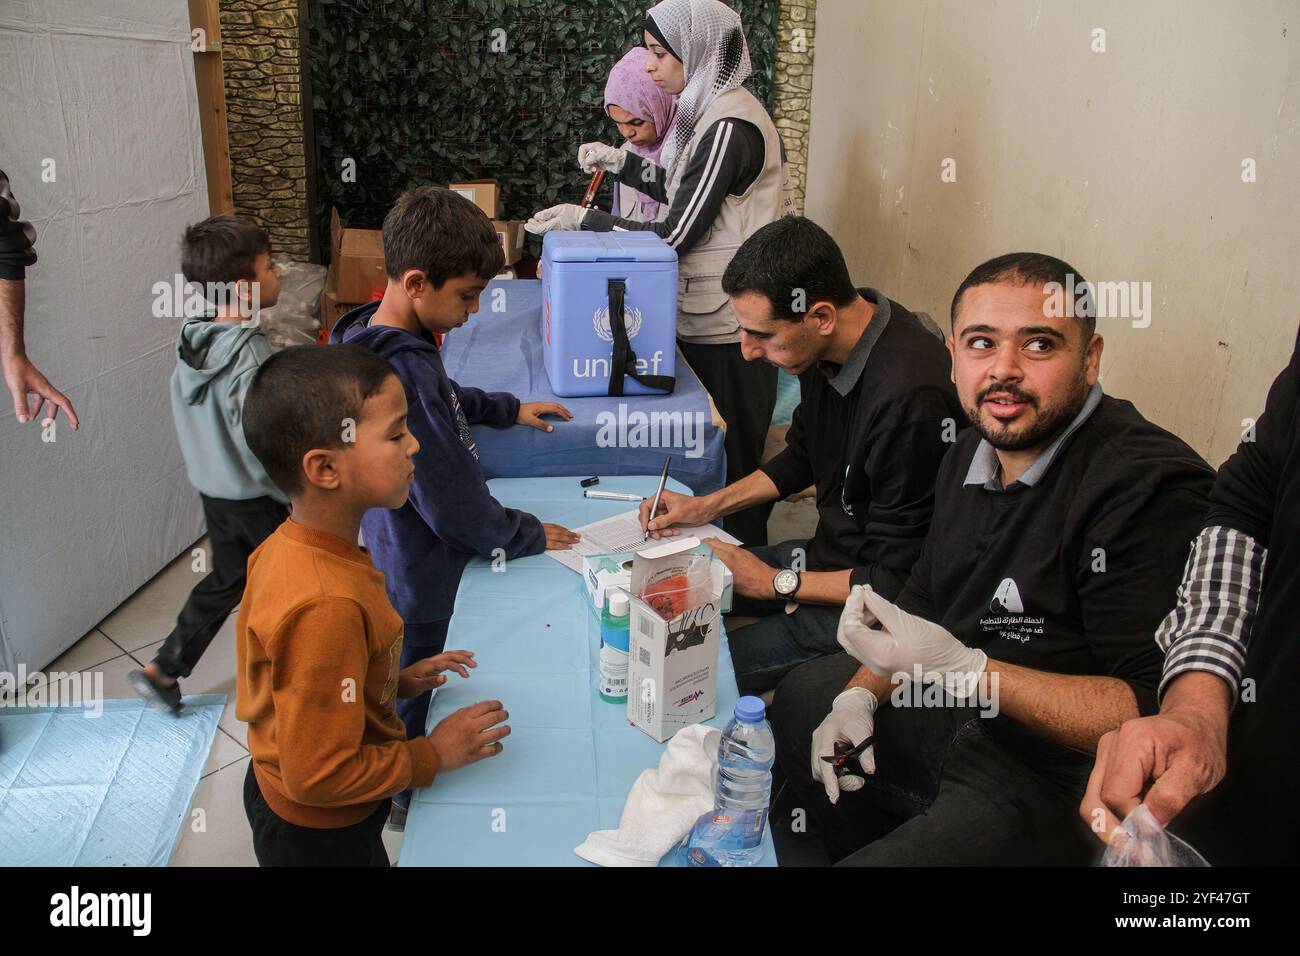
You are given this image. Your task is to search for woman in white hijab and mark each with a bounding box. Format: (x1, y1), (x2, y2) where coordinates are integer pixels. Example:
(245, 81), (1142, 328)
(527, 0), (795, 546)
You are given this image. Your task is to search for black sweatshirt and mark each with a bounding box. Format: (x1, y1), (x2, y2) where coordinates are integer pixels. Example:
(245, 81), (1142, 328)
(897, 392), (1215, 758)
(1177, 324), (1300, 863)
(760, 290), (964, 597)
(0, 168), (38, 280)
(582, 118), (766, 255)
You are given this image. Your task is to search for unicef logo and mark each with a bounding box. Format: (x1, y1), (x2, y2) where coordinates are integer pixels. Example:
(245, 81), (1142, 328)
(593, 305), (642, 342)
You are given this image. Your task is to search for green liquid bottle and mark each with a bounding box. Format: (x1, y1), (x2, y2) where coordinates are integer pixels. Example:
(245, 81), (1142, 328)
(598, 591), (630, 703)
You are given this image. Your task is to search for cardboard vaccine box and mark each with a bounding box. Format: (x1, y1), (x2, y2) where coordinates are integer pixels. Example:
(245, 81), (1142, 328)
(449, 179), (502, 218)
(539, 231), (677, 397)
(625, 541), (726, 742)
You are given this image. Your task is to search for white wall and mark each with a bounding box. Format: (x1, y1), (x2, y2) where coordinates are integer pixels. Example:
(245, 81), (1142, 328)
(0, 0), (210, 672)
(805, 0), (1300, 466)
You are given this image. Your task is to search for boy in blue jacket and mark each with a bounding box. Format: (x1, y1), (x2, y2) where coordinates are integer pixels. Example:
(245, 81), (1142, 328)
(332, 187), (578, 819)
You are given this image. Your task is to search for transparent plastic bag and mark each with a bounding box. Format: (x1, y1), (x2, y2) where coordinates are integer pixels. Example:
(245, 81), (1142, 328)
(1102, 804), (1210, 867)
(259, 258), (327, 349)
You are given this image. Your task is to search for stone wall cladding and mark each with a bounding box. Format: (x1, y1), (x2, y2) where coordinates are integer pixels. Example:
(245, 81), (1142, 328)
(773, 0), (816, 214)
(220, 0), (310, 260)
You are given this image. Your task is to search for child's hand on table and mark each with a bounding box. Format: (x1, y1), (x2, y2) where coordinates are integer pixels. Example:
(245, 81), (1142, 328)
(543, 523), (581, 551)
(428, 700), (511, 771)
(516, 401), (572, 432)
(397, 649), (477, 698)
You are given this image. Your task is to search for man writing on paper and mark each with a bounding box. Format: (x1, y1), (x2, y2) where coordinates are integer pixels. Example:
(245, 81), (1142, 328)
(640, 216), (962, 697)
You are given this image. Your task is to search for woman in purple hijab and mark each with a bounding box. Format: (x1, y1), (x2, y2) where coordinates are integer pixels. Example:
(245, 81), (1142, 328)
(603, 47), (676, 222)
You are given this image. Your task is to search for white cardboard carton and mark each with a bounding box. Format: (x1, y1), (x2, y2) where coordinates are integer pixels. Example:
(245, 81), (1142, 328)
(582, 538), (733, 613)
(582, 552), (634, 611)
(625, 560), (725, 742)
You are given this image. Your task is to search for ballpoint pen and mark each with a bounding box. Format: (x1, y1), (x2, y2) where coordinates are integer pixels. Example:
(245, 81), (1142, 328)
(644, 456), (671, 542)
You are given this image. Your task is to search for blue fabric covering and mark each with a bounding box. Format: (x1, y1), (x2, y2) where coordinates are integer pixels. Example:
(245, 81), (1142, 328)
(772, 368), (800, 427)
(0, 695), (224, 866)
(438, 280), (728, 497)
(400, 477), (776, 867)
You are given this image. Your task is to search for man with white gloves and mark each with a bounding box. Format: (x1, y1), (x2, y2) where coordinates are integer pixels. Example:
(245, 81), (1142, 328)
(770, 252), (1215, 865)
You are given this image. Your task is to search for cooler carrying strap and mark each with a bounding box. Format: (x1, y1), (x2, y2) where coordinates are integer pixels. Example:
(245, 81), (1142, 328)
(607, 278), (676, 396)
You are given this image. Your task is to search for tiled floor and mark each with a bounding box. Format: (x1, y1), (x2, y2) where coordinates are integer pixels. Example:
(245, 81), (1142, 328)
(35, 499), (818, 867)
(40, 536), (404, 867)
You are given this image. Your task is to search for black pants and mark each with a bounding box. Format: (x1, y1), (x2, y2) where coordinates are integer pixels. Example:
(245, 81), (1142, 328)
(679, 339), (778, 547)
(243, 763), (390, 866)
(726, 539), (845, 696)
(153, 494), (288, 679)
(769, 653), (1099, 865)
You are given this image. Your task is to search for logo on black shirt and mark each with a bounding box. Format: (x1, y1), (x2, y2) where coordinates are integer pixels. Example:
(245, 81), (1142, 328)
(982, 577), (1044, 643)
(990, 577), (1024, 613)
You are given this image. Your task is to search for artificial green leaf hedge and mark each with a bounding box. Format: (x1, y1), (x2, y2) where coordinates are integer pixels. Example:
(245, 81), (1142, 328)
(306, 0), (780, 258)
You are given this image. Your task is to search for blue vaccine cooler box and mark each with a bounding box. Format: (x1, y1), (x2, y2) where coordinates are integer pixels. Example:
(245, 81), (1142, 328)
(540, 231), (678, 397)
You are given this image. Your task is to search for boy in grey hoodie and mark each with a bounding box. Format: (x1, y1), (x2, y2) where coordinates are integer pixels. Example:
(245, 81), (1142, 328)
(130, 216), (290, 714)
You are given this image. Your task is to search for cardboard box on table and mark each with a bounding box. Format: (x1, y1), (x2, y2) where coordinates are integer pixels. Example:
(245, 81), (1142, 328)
(583, 552), (634, 612)
(583, 549), (733, 615)
(449, 179), (502, 218)
(539, 231), (678, 398)
(625, 539), (726, 742)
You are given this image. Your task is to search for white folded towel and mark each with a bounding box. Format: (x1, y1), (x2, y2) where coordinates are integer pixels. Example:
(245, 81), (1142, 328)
(575, 723), (721, 867)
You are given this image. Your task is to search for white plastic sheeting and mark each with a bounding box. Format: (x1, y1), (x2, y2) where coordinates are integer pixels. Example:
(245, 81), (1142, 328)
(260, 258), (327, 349)
(0, 1), (211, 673)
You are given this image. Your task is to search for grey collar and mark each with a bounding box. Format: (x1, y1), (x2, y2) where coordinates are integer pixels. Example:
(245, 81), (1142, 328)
(963, 383), (1104, 490)
(824, 288), (891, 397)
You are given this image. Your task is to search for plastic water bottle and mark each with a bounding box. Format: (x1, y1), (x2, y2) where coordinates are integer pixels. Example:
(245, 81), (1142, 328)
(597, 591), (630, 703)
(678, 696), (774, 866)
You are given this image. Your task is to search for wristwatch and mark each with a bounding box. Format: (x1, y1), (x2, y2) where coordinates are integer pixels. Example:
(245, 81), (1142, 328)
(773, 568), (801, 599)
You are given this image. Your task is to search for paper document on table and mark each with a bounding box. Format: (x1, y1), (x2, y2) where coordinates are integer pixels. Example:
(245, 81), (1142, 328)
(546, 509), (740, 573)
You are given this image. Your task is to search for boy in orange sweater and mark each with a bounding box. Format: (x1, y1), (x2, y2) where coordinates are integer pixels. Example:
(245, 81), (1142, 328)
(237, 343), (510, 866)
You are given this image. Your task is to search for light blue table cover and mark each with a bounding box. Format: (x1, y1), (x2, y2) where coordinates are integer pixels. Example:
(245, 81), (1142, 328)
(438, 280), (728, 498)
(400, 476), (776, 867)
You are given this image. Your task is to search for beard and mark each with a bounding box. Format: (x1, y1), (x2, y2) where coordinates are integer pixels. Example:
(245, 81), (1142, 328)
(965, 372), (1090, 453)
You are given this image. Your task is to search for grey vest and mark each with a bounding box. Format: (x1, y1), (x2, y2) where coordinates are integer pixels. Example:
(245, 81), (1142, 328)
(665, 87), (797, 344)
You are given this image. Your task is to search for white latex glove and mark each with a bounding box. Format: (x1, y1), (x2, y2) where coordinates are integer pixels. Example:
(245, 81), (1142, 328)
(837, 584), (988, 698)
(811, 687), (878, 804)
(577, 141), (627, 174)
(524, 203), (589, 236)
